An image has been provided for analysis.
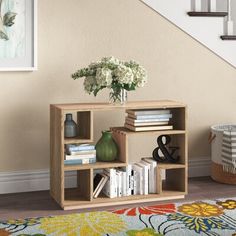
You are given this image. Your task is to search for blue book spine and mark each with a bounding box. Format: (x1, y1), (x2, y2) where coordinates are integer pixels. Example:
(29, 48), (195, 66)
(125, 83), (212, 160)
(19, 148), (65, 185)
(64, 158), (96, 165)
(66, 145), (95, 152)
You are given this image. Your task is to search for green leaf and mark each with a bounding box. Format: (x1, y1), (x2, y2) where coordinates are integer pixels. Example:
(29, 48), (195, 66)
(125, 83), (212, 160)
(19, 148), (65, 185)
(3, 12), (17, 27)
(124, 83), (135, 91)
(126, 228), (163, 236)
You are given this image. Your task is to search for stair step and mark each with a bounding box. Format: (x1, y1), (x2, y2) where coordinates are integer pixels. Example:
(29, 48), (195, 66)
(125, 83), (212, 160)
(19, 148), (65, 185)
(187, 12), (228, 17)
(220, 35), (236, 40)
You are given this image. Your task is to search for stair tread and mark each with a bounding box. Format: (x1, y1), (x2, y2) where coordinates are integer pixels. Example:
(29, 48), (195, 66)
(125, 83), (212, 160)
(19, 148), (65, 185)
(220, 35), (236, 40)
(187, 12), (228, 17)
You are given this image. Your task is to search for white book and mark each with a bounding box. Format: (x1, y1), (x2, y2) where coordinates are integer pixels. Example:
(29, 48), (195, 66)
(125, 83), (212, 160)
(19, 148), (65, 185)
(103, 169), (117, 198)
(132, 164), (143, 195)
(130, 169), (135, 195)
(137, 163), (149, 195)
(133, 169), (138, 195)
(116, 171), (122, 197)
(121, 165), (132, 196)
(126, 117), (170, 123)
(126, 109), (170, 116)
(65, 154), (96, 160)
(140, 160), (151, 193)
(128, 113), (172, 120)
(121, 171), (127, 197)
(142, 158), (157, 193)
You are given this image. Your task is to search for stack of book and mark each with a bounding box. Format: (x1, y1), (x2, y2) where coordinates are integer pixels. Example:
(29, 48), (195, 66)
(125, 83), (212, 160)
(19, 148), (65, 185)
(93, 158), (158, 198)
(124, 109), (173, 131)
(64, 144), (96, 165)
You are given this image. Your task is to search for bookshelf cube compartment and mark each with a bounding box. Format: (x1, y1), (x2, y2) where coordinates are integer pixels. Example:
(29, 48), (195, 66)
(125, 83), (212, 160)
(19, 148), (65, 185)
(64, 169), (93, 204)
(77, 111), (93, 140)
(163, 134), (187, 165)
(161, 168), (186, 193)
(64, 111), (93, 144)
(169, 108), (186, 130)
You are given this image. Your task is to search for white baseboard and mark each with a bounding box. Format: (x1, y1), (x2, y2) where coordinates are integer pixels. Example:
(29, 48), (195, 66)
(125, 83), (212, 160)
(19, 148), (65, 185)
(0, 157), (211, 194)
(188, 157), (211, 178)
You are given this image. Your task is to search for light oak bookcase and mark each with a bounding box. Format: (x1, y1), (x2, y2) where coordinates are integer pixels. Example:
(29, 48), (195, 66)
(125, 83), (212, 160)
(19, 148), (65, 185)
(50, 100), (188, 210)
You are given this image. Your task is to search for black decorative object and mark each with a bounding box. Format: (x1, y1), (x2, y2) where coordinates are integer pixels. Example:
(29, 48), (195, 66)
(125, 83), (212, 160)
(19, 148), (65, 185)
(152, 135), (180, 163)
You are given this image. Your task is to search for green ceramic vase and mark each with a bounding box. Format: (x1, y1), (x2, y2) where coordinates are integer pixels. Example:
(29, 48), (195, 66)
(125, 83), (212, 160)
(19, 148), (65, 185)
(96, 131), (118, 162)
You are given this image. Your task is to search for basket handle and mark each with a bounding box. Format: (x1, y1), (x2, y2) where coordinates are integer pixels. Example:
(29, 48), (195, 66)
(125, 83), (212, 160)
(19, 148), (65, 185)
(208, 132), (216, 144)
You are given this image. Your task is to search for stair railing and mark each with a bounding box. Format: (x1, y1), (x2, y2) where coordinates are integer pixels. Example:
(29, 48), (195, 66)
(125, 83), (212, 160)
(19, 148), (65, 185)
(226, 0), (234, 35)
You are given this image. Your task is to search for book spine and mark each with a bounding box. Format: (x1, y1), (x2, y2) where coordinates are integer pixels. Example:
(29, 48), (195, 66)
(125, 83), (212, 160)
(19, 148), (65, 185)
(122, 172), (127, 197)
(130, 169), (134, 195)
(64, 157), (96, 165)
(66, 146), (95, 152)
(69, 150), (96, 155)
(111, 169), (117, 198)
(127, 109), (170, 116)
(133, 170), (137, 195)
(65, 154), (96, 160)
(126, 165), (132, 196)
(134, 114), (172, 120)
(126, 117), (170, 123)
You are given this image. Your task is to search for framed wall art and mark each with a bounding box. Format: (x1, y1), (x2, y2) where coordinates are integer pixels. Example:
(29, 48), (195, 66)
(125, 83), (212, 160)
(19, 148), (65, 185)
(0, 0), (37, 71)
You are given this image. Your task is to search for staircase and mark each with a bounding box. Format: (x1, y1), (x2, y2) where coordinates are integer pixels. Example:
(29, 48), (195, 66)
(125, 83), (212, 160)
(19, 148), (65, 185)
(141, 0), (236, 68)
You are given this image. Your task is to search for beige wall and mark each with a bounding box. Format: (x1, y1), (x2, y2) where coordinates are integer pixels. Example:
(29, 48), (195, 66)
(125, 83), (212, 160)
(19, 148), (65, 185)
(0, 0), (236, 172)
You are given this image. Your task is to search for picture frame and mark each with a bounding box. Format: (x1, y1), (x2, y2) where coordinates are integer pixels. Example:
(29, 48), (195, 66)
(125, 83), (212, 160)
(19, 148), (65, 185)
(0, 0), (37, 71)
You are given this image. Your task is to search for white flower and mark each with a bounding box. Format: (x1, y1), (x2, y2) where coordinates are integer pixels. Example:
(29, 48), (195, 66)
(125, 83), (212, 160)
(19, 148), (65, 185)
(83, 76), (97, 94)
(133, 65), (147, 88)
(101, 56), (120, 66)
(114, 65), (134, 85)
(96, 67), (113, 87)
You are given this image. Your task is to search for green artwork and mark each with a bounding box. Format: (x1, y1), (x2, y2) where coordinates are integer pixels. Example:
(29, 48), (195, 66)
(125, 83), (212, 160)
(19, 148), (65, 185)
(0, 0), (25, 58)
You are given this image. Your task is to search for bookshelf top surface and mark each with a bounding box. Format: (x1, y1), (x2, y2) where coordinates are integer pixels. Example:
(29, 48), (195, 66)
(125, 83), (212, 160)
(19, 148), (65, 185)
(51, 100), (186, 111)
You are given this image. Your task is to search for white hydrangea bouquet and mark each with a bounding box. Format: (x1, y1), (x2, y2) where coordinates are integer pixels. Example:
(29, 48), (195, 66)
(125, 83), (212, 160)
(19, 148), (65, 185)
(72, 56), (147, 103)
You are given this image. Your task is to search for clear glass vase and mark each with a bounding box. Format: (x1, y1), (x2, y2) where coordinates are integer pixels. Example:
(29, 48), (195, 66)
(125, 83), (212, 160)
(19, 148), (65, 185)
(109, 88), (127, 105)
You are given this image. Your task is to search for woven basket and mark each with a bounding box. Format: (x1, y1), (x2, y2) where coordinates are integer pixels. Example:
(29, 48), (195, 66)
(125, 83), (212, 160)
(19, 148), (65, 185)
(210, 124), (236, 185)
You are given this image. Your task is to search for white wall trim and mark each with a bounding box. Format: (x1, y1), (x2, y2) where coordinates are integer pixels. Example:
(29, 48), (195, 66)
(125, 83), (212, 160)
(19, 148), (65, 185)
(188, 156), (211, 177)
(0, 157), (211, 194)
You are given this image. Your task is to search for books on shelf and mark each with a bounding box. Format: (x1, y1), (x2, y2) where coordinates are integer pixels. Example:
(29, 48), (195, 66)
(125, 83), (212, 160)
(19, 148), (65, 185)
(100, 159), (158, 198)
(66, 144), (95, 153)
(126, 109), (171, 116)
(64, 143), (96, 165)
(93, 173), (109, 198)
(128, 113), (172, 120)
(125, 118), (169, 127)
(124, 124), (173, 132)
(64, 158), (96, 165)
(124, 109), (173, 132)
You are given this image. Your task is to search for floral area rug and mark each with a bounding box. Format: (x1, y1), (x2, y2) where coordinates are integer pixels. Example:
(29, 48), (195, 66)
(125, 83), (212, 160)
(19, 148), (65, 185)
(1, 197), (236, 236)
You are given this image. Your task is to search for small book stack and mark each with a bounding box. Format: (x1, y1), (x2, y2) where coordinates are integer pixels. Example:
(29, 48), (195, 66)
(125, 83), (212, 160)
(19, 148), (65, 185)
(64, 144), (96, 165)
(124, 109), (173, 132)
(93, 158), (158, 199)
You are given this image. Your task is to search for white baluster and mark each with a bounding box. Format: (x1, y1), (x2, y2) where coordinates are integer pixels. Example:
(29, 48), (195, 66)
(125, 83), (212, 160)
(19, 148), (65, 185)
(208, 0), (217, 12)
(194, 0), (202, 11)
(227, 0), (234, 35)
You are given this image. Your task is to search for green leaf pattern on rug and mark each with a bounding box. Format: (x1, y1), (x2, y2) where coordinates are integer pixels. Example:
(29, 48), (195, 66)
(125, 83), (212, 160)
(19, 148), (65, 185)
(126, 228), (163, 236)
(167, 212), (234, 234)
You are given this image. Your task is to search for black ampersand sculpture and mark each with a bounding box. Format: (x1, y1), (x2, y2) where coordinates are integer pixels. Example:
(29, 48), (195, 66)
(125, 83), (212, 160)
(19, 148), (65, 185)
(152, 135), (180, 163)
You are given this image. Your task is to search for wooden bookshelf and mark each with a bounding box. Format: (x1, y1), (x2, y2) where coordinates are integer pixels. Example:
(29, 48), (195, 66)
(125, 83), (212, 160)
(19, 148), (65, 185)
(50, 100), (188, 210)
